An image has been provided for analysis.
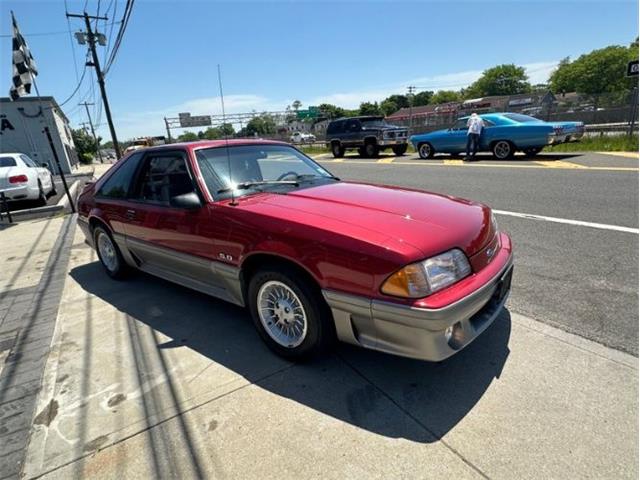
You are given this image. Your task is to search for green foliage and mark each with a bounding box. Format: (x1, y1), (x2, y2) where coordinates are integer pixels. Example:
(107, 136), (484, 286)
(245, 114), (276, 136)
(413, 91), (434, 107)
(79, 152), (94, 164)
(465, 64), (531, 98)
(318, 103), (346, 119)
(358, 101), (382, 116)
(431, 90), (462, 104)
(177, 131), (198, 142)
(545, 134), (638, 152)
(291, 100), (302, 111)
(199, 123), (235, 140)
(549, 45), (637, 96)
(380, 99), (399, 116)
(72, 128), (99, 159)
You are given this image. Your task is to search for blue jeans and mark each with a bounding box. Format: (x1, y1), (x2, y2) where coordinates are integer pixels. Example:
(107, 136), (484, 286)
(466, 133), (480, 158)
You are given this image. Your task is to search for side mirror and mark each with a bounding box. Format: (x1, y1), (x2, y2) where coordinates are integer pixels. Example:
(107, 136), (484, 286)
(170, 191), (202, 210)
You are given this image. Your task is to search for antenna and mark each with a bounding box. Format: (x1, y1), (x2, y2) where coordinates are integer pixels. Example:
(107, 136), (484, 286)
(218, 64), (236, 206)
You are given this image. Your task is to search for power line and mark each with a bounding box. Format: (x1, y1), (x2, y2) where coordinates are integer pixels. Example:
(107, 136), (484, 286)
(64, 0), (80, 84)
(103, 0), (134, 76)
(0, 21), (121, 37)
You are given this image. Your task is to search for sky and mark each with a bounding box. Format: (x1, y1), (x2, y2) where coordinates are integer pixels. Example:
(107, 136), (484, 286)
(1, 0), (638, 141)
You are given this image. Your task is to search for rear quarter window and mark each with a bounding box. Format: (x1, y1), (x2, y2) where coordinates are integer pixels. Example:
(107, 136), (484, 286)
(97, 152), (144, 199)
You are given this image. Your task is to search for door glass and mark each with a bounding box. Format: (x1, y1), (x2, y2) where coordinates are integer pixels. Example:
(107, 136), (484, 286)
(97, 152), (143, 198)
(134, 154), (195, 204)
(453, 119), (467, 130)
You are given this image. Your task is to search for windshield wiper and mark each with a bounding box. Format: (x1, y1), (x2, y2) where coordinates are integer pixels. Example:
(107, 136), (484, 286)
(295, 173), (341, 182)
(217, 180), (299, 194)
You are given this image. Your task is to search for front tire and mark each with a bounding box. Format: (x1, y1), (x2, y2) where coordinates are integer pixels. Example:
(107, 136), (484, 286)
(36, 181), (47, 206)
(364, 141), (379, 158)
(94, 225), (129, 280)
(248, 266), (333, 360)
(49, 175), (57, 196)
(492, 140), (514, 160)
(418, 142), (435, 159)
(392, 144), (408, 156)
(523, 147), (543, 158)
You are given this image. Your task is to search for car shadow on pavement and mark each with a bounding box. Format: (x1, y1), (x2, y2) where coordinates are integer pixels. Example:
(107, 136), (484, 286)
(70, 262), (511, 444)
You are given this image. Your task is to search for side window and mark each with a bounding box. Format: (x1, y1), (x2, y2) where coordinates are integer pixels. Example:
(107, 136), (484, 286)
(453, 119), (467, 130)
(133, 153), (194, 204)
(20, 155), (37, 168)
(346, 120), (361, 132)
(97, 152), (143, 199)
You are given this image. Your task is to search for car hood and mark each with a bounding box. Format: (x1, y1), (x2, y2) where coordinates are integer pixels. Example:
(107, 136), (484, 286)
(239, 182), (494, 259)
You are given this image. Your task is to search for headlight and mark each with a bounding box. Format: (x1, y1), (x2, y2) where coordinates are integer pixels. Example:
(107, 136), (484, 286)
(381, 249), (472, 298)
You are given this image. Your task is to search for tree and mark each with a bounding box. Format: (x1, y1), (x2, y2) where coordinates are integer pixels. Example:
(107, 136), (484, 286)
(358, 101), (382, 116)
(219, 123), (235, 137)
(430, 90), (461, 104)
(245, 114), (276, 136)
(413, 90), (434, 107)
(549, 45), (637, 97)
(318, 103), (346, 119)
(465, 64), (531, 98)
(177, 131), (198, 142)
(291, 100), (302, 112)
(380, 99), (399, 116)
(72, 128), (99, 163)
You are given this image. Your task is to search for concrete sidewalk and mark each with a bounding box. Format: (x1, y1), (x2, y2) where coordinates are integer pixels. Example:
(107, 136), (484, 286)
(17, 224), (638, 479)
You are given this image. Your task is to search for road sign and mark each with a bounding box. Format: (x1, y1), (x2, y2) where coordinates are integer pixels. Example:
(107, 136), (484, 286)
(178, 112), (212, 128)
(627, 60), (639, 77)
(296, 107), (319, 120)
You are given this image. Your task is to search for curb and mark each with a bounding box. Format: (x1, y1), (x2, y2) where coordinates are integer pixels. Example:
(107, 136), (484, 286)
(56, 180), (80, 210)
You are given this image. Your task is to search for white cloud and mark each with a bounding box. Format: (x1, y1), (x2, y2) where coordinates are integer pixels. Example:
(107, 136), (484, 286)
(97, 60), (559, 140)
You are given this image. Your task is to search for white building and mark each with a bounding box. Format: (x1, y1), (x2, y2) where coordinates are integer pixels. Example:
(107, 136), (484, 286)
(0, 96), (77, 174)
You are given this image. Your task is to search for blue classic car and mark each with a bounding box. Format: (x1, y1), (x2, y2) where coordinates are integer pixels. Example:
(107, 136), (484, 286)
(409, 113), (584, 159)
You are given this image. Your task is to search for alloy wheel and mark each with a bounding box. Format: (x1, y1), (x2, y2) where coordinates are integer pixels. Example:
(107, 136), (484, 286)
(257, 280), (308, 348)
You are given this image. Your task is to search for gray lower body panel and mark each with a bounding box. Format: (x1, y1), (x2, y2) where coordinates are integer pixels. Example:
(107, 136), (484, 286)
(323, 257), (513, 362)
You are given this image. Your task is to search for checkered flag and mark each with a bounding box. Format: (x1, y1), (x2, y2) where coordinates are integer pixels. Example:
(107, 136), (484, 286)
(9, 11), (38, 101)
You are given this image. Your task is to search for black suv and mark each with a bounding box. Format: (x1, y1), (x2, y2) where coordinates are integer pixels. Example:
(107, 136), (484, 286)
(325, 116), (409, 158)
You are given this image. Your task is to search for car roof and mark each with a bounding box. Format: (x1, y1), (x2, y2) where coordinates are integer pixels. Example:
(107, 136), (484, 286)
(331, 116), (384, 122)
(139, 138), (290, 154)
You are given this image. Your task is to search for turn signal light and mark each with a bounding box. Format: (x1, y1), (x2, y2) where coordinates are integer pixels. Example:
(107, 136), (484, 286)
(9, 175), (28, 184)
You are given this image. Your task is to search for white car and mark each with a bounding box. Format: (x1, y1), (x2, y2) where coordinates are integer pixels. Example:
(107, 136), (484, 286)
(290, 132), (316, 144)
(0, 153), (56, 206)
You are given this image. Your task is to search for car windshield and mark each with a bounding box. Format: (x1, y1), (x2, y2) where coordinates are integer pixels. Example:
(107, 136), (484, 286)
(195, 144), (337, 199)
(503, 113), (544, 123)
(0, 157), (17, 168)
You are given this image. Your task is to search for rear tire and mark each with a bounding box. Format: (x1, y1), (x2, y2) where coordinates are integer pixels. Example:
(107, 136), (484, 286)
(392, 144), (408, 156)
(248, 266), (334, 360)
(331, 142), (345, 158)
(418, 142), (435, 159)
(93, 225), (129, 280)
(492, 140), (514, 160)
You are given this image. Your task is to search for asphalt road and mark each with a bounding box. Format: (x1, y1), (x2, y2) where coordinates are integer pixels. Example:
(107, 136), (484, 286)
(316, 151), (639, 355)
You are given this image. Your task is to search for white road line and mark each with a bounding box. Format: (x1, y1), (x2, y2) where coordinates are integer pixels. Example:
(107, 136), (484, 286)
(493, 209), (639, 234)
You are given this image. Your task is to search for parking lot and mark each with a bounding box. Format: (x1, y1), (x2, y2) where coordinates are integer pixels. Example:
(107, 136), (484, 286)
(0, 152), (637, 479)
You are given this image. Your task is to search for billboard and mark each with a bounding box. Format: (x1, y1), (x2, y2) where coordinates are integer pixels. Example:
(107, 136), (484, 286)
(178, 112), (212, 128)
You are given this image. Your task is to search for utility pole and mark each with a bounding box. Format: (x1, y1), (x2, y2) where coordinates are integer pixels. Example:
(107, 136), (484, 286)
(79, 102), (104, 163)
(67, 12), (122, 159)
(407, 86), (416, 135)
(164, 117), (173, 143)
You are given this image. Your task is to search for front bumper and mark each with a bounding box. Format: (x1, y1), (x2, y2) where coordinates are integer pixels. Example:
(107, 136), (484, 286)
(378, 138), (408, 146)
(323, 249), (513, 362)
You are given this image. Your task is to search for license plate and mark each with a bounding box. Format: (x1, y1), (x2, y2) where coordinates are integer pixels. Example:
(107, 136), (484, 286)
(495, 267), (513, 302)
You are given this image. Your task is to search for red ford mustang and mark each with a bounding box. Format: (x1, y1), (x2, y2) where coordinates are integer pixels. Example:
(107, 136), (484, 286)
(77, 140), (513, 361)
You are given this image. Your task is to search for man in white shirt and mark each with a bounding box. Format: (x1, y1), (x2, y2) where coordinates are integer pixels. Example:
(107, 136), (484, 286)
(465, 113), (484, 161)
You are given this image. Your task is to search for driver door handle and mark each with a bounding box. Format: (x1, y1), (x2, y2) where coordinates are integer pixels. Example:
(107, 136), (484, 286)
(125, 209), (136, 220)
